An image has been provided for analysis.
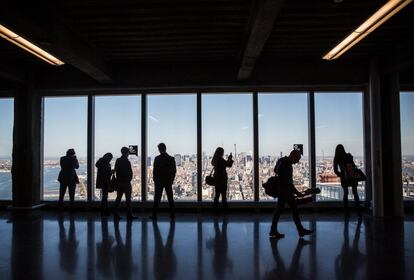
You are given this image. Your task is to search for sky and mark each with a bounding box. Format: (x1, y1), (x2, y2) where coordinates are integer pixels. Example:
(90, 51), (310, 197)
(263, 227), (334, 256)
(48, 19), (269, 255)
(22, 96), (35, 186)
(1, 92), (413, 159)
(401, 92), (414, 156)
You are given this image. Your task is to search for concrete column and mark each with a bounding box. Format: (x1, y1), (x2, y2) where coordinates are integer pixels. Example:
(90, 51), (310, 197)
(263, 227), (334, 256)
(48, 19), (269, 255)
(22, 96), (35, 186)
(11, 76), (42, 207)
(368, 58), (384, 217)
(381, 72), (404, 217)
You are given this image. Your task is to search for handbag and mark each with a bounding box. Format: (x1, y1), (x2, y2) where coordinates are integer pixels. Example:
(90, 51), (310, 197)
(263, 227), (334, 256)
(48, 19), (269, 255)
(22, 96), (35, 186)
(205, 168), (215, 186)
(108, 173), (118, 193)
(262, 176), (280, 198)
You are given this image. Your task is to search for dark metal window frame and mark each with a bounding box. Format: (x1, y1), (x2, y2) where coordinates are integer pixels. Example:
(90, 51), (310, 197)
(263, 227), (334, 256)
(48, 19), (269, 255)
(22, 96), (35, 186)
(37, 88), (371, 209)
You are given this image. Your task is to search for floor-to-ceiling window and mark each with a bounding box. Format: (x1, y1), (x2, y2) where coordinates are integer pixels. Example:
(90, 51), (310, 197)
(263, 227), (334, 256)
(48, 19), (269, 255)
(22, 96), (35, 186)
(202, 93), (254, 201)
(258, 93), (310, 200)
(94, 95), (141, 201)
(400, 91), (414, 200)
(315, 92), (365, 201)
(147, 94), (197, 201)
(43, 97), (88, 200)
(0, 98), (14, 200)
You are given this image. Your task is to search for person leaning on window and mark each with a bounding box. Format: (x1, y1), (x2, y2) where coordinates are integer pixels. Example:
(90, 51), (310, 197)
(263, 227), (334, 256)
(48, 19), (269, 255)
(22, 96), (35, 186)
(96, 153), (113, 217)
(58, 148), (79, 212)
(211, 147), (233, 211)
(333, 144), (362, 218)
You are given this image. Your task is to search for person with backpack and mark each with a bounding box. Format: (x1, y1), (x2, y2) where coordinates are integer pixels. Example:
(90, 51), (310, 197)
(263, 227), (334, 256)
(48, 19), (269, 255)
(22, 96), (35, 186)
(334, 144), (362, 218)
(96, 153), (113, 217)
(269, 149), (313, 239)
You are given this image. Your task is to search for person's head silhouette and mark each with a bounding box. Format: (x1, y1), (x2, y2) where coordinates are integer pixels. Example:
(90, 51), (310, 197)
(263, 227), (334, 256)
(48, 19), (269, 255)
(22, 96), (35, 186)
(335, 144), (346, 161)
(288, 149), (301, 164)
(103, 153), (113, 162)
(121, 147), (130, 157)
(158, 143), (167, 154)
(66, 148), (76, 157)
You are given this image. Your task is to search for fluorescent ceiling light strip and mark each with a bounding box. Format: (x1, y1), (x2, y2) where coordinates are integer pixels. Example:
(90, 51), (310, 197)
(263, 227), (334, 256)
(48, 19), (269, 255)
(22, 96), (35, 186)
(0, 24), (64, 66)
(323, 0), (413, 60)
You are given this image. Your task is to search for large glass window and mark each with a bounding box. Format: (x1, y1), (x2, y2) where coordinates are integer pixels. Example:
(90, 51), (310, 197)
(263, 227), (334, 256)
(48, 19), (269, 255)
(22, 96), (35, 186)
(94, 95), (141, 201)
(315, 92), (365, 201)
(0, 98), (14, 200)
(202, 93), (254, 201)
(258, 93), (310, 200)
(400, 92), (414, 200)
(43, 97), (88, 200)
(147, 94), (197, 201)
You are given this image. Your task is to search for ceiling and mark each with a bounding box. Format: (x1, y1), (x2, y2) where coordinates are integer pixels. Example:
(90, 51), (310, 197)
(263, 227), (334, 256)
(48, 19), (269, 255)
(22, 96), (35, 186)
(0, 0), (413, 83)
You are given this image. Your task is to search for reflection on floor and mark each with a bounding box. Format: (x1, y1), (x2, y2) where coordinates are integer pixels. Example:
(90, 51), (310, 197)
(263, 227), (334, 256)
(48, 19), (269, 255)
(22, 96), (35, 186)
(0, 211), (413, 280)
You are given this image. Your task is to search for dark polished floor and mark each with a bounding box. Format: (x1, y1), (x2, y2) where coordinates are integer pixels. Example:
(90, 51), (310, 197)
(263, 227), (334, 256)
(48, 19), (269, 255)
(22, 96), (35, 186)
(0, 210), (413, 280)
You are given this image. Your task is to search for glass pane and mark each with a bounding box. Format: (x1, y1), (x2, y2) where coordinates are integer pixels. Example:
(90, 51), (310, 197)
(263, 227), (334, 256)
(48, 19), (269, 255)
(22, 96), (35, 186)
(94, 95), (141, 201)
(258, 93), (309, 200)
(315, 92), (365, 201)
(401, 92), (414, 200)
(0, 98), (14, 200)
(43, 97), (88, 200)
(147, 94), (197, 201)
(202, 93), (254, 201)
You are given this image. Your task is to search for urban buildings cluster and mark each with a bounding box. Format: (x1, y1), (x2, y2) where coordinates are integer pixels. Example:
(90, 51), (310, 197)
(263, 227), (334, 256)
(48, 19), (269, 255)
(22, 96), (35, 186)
(1, 154), (414, 201)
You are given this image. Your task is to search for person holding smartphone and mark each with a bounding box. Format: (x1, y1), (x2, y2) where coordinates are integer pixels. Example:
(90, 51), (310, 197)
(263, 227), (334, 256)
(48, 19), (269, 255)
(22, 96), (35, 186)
(211, 147), (233, 211)
(58, 148), (79, 212)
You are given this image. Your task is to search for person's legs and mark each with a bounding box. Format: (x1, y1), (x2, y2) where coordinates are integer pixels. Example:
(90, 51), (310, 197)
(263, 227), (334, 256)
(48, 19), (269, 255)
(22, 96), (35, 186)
(270, 195), (286, 235)
(165, 184), (175, 217)
(343, 186), (350, 217)
(213, 186), (221, 209)
(351, 183), (362, 216)
(68, 184), (76, 210)
(285, 194), (304, 232)
(101, 186), (109, 215)
(58, 184), (67, 210)
(221, 186), (228, 210)
(285, 193), (313, 237)
(125, 183), (133, 217)
(152, 183), (163, 217)
(114, 186), (124, 218)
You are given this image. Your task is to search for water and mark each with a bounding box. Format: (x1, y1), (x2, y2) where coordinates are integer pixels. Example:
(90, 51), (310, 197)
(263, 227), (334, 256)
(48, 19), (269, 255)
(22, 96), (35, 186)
(0, 172), (12, 200)
(0, 164), (87, 200)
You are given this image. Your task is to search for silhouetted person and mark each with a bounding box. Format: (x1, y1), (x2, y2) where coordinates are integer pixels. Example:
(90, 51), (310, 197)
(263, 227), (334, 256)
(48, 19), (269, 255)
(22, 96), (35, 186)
(151, 143), (177, 220)
(58, 215), (79, 274)
(270, 150), (313, 238)
(206, 217), (233, 279)
(152, 220), (177, 280)
(96, 218), (114, 278)
(334, 144), (362, 217)
(335, 218), (365, 280)
(96, 153), (113, 217)
(111, 220), (138, 280)
(265, 238), (311, 279)
(58, 148), (79, 212)
(211, 147), (233, 210)
(114, 147), (137, 220)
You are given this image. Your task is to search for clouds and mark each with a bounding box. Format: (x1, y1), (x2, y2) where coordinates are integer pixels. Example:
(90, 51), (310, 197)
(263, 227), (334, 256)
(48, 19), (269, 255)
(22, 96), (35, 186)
(241, 126), (249, 130)
(149, 115), (159, 123)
